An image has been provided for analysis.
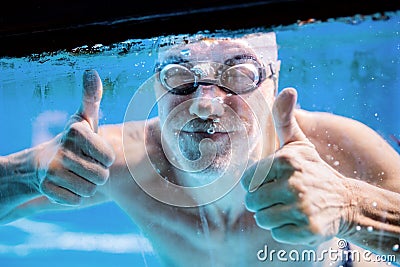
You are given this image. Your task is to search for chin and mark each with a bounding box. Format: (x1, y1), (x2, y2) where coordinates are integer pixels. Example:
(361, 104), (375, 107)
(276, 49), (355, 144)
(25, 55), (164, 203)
(177, 154), (232, 187)
(163, 122), (261, 183)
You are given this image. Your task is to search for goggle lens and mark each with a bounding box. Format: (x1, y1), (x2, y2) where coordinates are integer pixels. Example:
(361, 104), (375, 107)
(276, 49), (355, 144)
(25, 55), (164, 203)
(220, 64), (260, 93)
(159, 62), (265, 95)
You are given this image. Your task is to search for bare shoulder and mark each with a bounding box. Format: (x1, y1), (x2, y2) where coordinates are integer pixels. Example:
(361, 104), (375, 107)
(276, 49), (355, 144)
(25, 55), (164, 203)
(295, 109), (400, 191)
(98, 118), (161, 166)
(294, 108), (379, 140)
(96, 118), (164, 193)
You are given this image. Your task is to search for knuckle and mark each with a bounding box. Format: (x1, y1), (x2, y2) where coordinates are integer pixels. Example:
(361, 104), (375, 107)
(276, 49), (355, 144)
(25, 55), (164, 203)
(39, 178), (52, 194)
(275, 152), (291, 163)
(57, 149), (69, 163)
(271, 227), (285, 241)
(254, 212), (266, 226)
(275, 150), (303, 169)
(65, 123), (83, 140)
(96, 168), (109, 185)
(104, 149), (116, 167)
(82, 182), (97, 197)
(46, 163), (57, 177)
(297, 199), (316, 220)
(60, 195), (82, 206)
(287, 176), (305, 193)
(244, 194), (254, 210)
(39, 179), (55, 196)
(84, 163), (109, 185)
(308, 217), (323, 235)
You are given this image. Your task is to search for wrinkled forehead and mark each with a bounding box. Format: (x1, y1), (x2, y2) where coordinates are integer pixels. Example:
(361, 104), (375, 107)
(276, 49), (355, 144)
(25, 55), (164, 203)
(156, 32), (277, 66)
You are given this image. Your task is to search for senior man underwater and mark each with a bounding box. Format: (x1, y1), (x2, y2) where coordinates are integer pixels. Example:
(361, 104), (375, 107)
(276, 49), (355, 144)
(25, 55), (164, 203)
(1, 32), (399, 266)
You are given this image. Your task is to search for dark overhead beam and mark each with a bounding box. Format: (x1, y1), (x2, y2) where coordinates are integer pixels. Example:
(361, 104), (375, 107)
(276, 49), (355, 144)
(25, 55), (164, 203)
(0, 0), (399, 57)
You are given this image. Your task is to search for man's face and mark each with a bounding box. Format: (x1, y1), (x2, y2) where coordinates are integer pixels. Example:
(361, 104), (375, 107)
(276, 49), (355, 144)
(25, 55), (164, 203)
(154, 38), (277, 185)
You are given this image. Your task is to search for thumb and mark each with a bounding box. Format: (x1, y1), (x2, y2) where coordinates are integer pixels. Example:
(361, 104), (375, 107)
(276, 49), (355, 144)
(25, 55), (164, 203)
(75, 69), (103, 133)
(272, 88), (307, 146)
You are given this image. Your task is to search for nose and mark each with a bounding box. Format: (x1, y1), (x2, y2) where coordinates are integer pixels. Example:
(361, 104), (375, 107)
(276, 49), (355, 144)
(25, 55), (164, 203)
(189, 85), (225, 120)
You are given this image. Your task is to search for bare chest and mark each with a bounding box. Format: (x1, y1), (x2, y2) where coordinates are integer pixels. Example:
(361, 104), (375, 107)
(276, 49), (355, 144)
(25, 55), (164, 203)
(126, 198), (322, 267)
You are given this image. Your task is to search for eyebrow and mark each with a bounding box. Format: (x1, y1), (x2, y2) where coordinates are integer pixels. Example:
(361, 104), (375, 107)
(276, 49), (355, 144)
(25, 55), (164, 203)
(224, 54), (261, 65)
(154, 55), (190, 72)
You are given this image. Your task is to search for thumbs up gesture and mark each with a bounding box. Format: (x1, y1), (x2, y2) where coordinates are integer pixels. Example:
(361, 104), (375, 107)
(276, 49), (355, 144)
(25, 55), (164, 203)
(242, 88), (353, 246)
(37, 70), (115, 205)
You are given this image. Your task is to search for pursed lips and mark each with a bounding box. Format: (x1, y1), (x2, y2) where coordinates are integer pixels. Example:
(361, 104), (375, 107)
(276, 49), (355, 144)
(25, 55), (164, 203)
(178, 131), (230, 142)
(178, 126), (233, 141)
(180, 124), (230, 135)
(178, 118), (234, 133)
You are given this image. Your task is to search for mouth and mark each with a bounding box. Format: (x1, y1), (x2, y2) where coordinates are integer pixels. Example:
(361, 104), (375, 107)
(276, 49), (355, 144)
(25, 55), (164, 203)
(179, 118), (235, 134)
(179, 130), (230, 139)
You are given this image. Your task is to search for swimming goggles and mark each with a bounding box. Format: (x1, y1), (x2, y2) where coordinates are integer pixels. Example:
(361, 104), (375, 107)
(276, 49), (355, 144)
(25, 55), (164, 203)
(157, 61), (275, 95)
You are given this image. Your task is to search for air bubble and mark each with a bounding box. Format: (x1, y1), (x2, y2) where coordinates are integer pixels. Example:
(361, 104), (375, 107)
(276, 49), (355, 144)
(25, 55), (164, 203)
(393, 244), (399, 252)
(180, 49), (191, 57)
(207, 123), (216, 135)
(356, 225), (361, 231)
(372, 201), (377, 207)
(367, 226), (373, 232)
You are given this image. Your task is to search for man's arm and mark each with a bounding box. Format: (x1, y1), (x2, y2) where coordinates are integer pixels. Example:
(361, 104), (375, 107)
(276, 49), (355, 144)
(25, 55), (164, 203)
(243, 88), (400, 263)
(0, 70), (115, 224)
(0, 143), (111, 225)
(295, 108), (400, 194)
(0, 145), (44, 223)
(339, 177), (400, 258)
(295, 105), (400, 259)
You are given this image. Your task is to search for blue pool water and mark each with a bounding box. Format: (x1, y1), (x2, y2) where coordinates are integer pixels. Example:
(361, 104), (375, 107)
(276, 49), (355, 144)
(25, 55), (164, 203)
(0, 11), (399, 267)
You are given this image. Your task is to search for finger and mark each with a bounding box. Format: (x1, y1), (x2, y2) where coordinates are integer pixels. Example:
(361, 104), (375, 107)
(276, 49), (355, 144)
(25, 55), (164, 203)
(71, 69), (103, 133)
(242, 155), (296, 192)
(271, 224), (316, 245)
(57, 149), (110, 185)
(272, 88), (307, 146)
(241, 156), (274, 192)
(46, 162), (97, 197)
(245, 178), (294, 212)
(254, 204), (305, 230)
(40, 179), (82, 206)
(64, 123), (115, 167)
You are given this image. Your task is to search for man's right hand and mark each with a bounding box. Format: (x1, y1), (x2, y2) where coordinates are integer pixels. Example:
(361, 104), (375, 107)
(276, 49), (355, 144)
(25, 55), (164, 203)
(37, 70), (115, 205)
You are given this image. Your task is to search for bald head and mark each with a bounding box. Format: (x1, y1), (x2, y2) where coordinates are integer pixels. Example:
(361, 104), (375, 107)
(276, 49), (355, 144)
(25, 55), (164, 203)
(156, 32), (278, 68)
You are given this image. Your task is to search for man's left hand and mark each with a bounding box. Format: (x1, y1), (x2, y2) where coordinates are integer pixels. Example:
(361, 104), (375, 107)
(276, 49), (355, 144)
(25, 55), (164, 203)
(242, 88), (354, 246)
